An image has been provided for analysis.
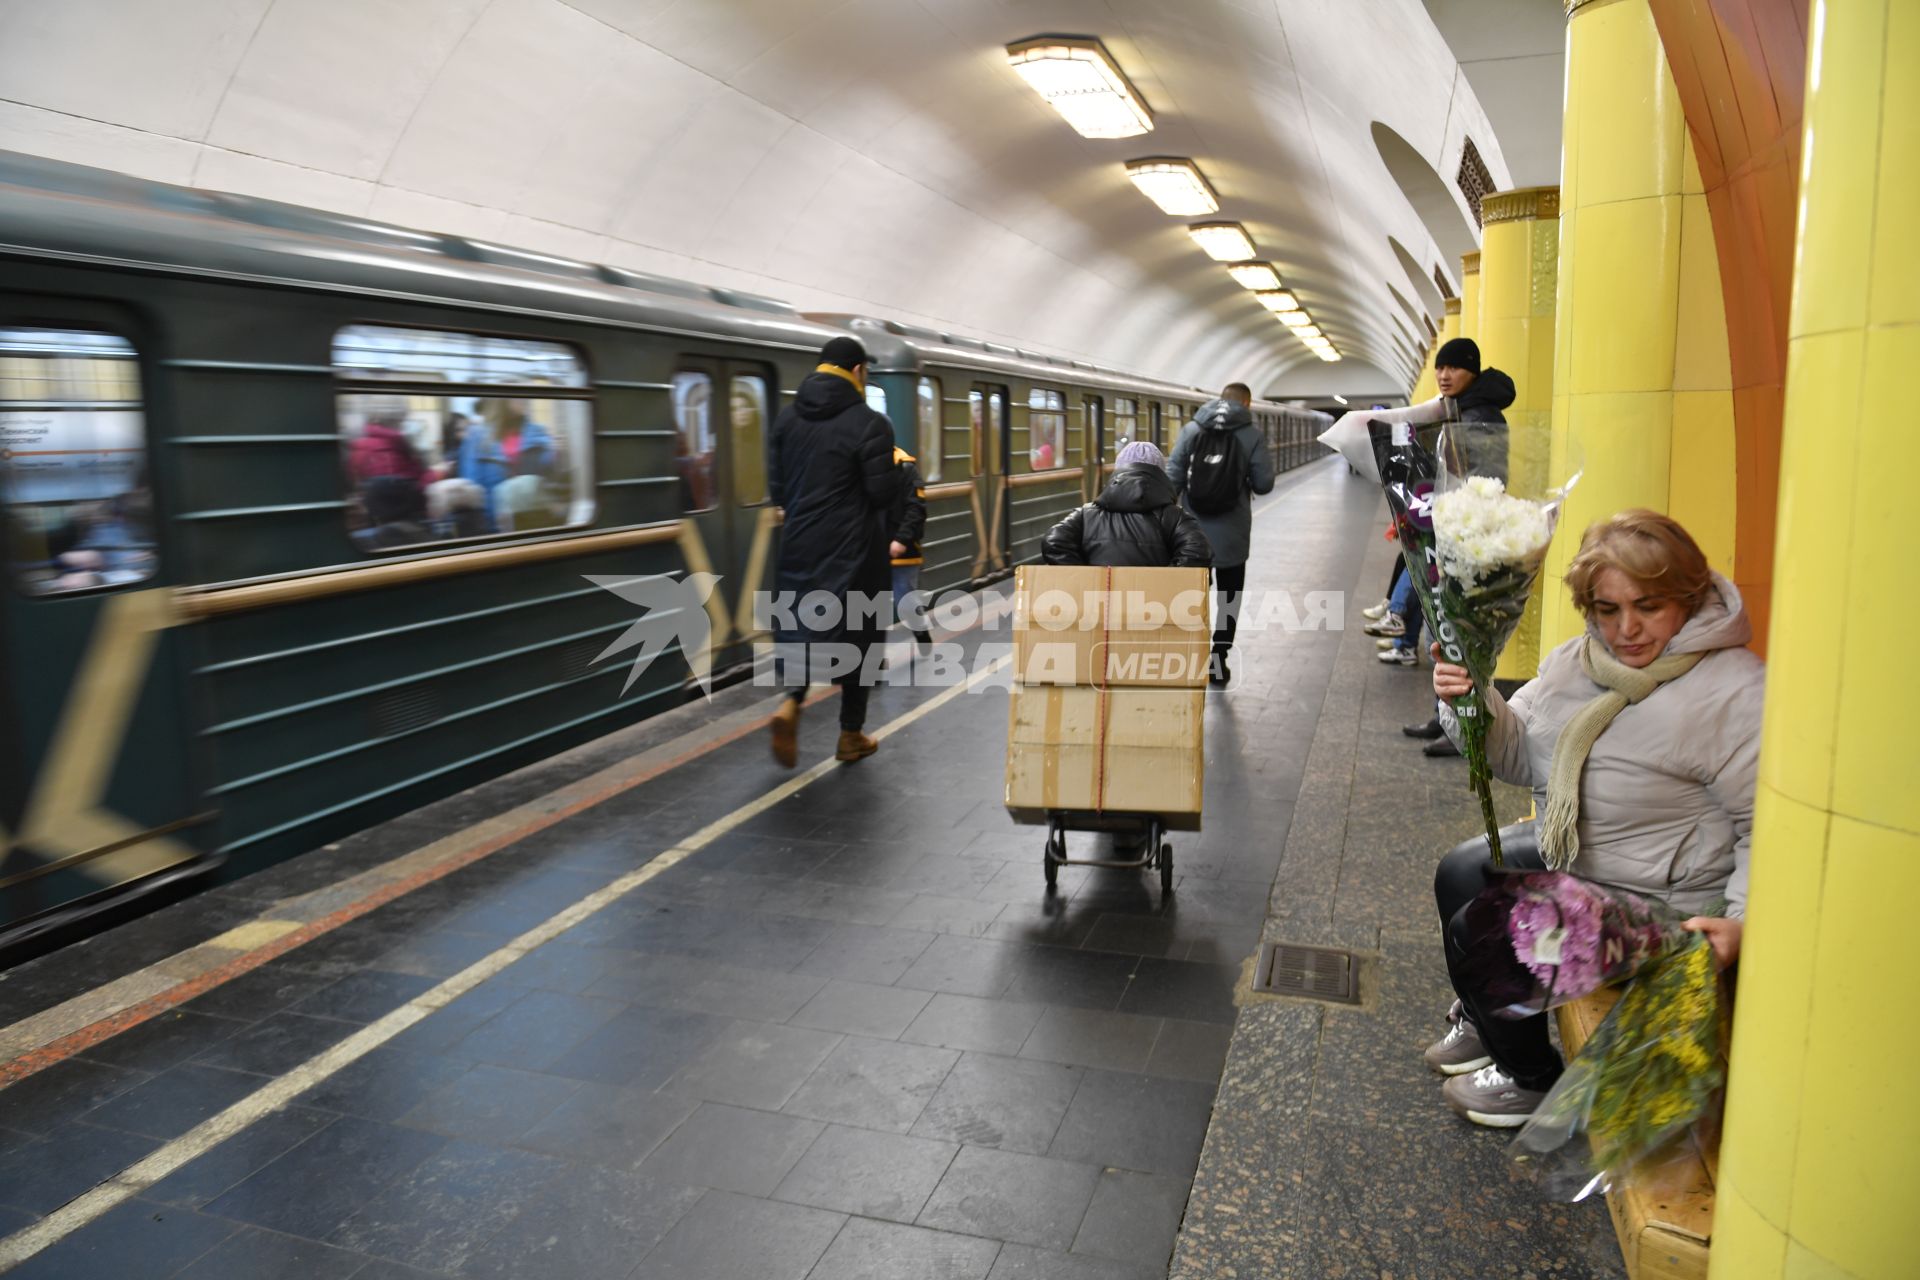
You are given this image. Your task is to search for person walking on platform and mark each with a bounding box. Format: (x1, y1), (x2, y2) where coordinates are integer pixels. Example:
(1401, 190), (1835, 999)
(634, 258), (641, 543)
(1167, 382), (1274, 685)
(887, 444), (933, 652)
(1041, 440), (1212, 568)
(768, 336), (901, 767)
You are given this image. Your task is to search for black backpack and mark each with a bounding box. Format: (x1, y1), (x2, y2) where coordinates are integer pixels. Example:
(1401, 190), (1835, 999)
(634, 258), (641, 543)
(1184, 425), (1247, 516)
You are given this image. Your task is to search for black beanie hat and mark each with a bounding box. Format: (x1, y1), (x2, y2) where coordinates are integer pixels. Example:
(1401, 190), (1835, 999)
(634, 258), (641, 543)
(819, 336), (870, 371)
(1434, 337), (1480, 374)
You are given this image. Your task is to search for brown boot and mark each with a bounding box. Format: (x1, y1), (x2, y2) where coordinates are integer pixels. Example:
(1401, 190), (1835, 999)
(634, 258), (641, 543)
(770, 697), (801, 768)
(835, 730), (878, 763)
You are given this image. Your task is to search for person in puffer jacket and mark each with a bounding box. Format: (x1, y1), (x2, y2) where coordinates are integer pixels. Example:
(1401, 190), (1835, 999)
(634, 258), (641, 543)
(1042, 441), (1211, 568)
(1420, 510), (1765, 1129)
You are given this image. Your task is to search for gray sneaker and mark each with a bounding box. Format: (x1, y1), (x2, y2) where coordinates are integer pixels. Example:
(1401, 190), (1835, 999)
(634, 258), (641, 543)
(1422, 1001), (1492, 1076)
(1442, 1064), (1548, 1128)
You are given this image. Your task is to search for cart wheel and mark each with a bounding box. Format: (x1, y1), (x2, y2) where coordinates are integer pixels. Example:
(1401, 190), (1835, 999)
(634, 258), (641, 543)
(1159, 843), (1174, 895)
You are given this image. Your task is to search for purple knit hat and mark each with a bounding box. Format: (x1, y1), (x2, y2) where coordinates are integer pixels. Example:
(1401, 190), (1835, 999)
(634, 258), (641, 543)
(1115, 440), (1166, 470)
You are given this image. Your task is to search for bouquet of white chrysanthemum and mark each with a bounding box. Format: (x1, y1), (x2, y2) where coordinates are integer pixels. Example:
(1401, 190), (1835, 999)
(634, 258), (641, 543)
(1369, 421), (1575, 865)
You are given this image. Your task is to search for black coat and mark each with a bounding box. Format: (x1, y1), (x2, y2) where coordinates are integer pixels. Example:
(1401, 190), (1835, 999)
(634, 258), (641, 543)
(887, 449), (927, 566)
(770, 369), (900, 638)
(1444, 366), (1516, 483)
(1041, 465), (1213, 568)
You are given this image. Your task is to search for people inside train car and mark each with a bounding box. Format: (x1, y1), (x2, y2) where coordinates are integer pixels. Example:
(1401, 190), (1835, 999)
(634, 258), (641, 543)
(426, 477), (491, 539)
(494, 397), (556, 479)
(353, 474), (434, 550)
(347, 395), (428, 490)
(1424, 510), (1762, 1128)
(1166, 382), (1275, 686)
(430, 410), (473, 483)
(887, 444), (933, 653)
(767, 336), (901, 768)
(1041, 440), (1211, 569)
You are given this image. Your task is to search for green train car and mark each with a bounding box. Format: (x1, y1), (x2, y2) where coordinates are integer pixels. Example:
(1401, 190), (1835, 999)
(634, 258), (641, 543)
(0, 150), (1330, 952)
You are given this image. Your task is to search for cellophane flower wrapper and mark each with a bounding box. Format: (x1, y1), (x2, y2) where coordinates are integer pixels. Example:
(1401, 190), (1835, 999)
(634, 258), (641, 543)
(1366, 419), (1573, 865)
(1462, 870), (1726, 1201)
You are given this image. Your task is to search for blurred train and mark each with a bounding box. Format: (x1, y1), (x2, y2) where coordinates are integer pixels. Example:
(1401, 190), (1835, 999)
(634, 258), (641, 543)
(0, 150), (1332, 952)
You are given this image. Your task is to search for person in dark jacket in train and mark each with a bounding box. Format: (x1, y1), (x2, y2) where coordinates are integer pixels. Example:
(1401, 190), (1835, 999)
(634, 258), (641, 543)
(1042, 441), (1212, 569)
(768, 336), (901, 767)
(886, 444), (933, 652)
(1167, 383), (1275, 685)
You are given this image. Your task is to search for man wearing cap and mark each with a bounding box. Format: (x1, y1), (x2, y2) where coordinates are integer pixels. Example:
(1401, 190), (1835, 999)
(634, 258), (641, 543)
(767, 337), (902, 766)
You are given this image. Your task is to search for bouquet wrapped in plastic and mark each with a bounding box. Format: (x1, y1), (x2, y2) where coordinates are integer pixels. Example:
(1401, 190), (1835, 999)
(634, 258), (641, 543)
(1463, 870), (1725, 1199)
(1368, 420), (1574, 865)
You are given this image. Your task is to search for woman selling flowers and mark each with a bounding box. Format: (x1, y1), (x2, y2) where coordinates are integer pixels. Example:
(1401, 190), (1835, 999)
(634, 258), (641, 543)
(1424, 510), (1765, 1127)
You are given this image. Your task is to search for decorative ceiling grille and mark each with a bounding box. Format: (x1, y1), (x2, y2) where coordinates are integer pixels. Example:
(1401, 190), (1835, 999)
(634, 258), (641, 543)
(1457, 137), (1494, 227)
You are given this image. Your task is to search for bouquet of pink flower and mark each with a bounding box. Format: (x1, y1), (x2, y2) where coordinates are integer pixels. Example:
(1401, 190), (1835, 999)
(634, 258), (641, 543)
(1462, 870), (1726, 1199)
(1462, 871), (1686, 1016)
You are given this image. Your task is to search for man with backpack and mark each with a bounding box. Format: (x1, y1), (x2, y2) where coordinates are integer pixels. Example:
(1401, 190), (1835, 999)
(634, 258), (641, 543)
(1167, 382), (1275, 685)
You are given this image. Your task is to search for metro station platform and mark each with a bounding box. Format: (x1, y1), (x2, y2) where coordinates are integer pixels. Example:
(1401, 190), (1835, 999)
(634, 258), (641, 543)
(0, 460), (1624, 1279)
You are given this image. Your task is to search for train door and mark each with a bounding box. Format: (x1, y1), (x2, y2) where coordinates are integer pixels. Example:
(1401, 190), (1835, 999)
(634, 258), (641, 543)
(0, 308), (209, 947)
(969, 383), (1008, 571)
(672, 357), (774, 650)
(1082, 395), (1104, 500)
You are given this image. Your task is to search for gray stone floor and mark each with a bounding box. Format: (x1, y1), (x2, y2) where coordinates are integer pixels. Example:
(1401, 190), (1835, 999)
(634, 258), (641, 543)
(0, 460), (1623, 1278)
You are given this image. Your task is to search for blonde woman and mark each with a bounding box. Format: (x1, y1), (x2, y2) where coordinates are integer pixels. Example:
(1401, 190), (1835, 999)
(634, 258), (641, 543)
(1423, 511), (1764, 1126)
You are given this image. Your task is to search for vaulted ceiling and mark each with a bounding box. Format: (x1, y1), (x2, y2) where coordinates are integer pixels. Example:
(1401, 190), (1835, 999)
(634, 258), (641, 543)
(0, 0), (1525, 398)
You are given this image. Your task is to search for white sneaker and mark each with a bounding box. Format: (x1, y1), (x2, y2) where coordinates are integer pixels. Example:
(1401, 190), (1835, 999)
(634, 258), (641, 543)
(1362, 613), (1406, 638)
(1378, 647), (1417, 666)
(1442, 1063), (1549, 1128)
(1361, 598), (1391, 621)
(1375, 637), (1399, 650)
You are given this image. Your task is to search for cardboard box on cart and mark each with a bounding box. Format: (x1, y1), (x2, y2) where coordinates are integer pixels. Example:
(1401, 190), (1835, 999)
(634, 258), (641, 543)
(1004, 566), (1209, 831)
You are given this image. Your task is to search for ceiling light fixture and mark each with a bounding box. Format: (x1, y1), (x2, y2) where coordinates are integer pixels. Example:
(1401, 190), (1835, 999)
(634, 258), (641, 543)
(1275, 309), (1311, 327)
(1186, 222), (1256, 262)
(1254, 290), (1299, 312)
(1226, 261), (1282, 291)
(1007, 37), (1153, 138)
(1317, 350), (1342, 362)
(1294, 325), (1323, 340)
(1124, 158), (1219, 215)
(1332, 394), (1349, 405)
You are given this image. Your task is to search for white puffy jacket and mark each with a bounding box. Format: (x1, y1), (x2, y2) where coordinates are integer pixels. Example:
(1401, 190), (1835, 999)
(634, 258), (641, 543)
(1457, 573), (1765, 917)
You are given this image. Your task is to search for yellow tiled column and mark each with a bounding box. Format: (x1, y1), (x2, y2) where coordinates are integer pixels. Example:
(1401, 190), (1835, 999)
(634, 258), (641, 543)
(1459, 250), (1483, 346)
(1543, 0), (1736, 650)
(1478, 187), (1559, 682)
(1711, 0), (1920, 1275)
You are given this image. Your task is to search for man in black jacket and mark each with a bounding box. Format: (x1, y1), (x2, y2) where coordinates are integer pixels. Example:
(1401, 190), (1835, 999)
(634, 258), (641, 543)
(1042, 441), (1212, 568)
(887, 445), (932, 651)
(768, 337), (901, 766)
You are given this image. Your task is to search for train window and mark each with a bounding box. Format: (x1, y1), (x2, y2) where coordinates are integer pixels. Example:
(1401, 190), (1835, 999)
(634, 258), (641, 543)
(1, 328), (156, 594)
(1028, 388), (1065, 470)
(730, 374), (769, 506)
(671, 371), (716, 512)
(332, 326), (593, 549)
(917, 377), (941, 482)
(969, 389), (985, 475)
(1110, 397), (1137, 459)
(865, 384), (889, 416)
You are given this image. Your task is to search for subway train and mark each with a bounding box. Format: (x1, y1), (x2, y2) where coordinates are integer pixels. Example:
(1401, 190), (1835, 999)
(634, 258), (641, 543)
(0, 150), (1331, 953)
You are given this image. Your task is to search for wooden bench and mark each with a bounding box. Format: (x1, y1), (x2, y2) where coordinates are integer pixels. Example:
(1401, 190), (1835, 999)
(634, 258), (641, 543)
(1556, 991), (1717, 1280)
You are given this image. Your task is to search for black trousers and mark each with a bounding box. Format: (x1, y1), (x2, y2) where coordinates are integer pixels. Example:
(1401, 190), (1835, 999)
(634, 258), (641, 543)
(1433, 822), (1563, 1091)
(778, 625), (880, 732)
(1211, 562), (1247, 657)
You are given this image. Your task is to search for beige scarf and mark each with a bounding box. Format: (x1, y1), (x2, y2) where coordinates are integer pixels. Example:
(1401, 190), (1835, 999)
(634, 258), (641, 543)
(1537, 637), (1704, 869)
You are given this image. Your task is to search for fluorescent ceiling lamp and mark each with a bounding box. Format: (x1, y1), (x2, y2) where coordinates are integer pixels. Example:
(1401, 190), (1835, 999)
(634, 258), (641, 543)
(1007, 37), (1153, 138)
(1303, 335), (1334, 350)
(1226, 261), (1282, 291)
(1124, 158), (1219, 215)
(1275, 309), (1310, 327)
(1332, 394), (1349, 404)
(1294, 325), (1323, 340)
(1317, 350), (1342, 362)
(1187, 222), (1256, 262)
(1255, 291), (1299, 312)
